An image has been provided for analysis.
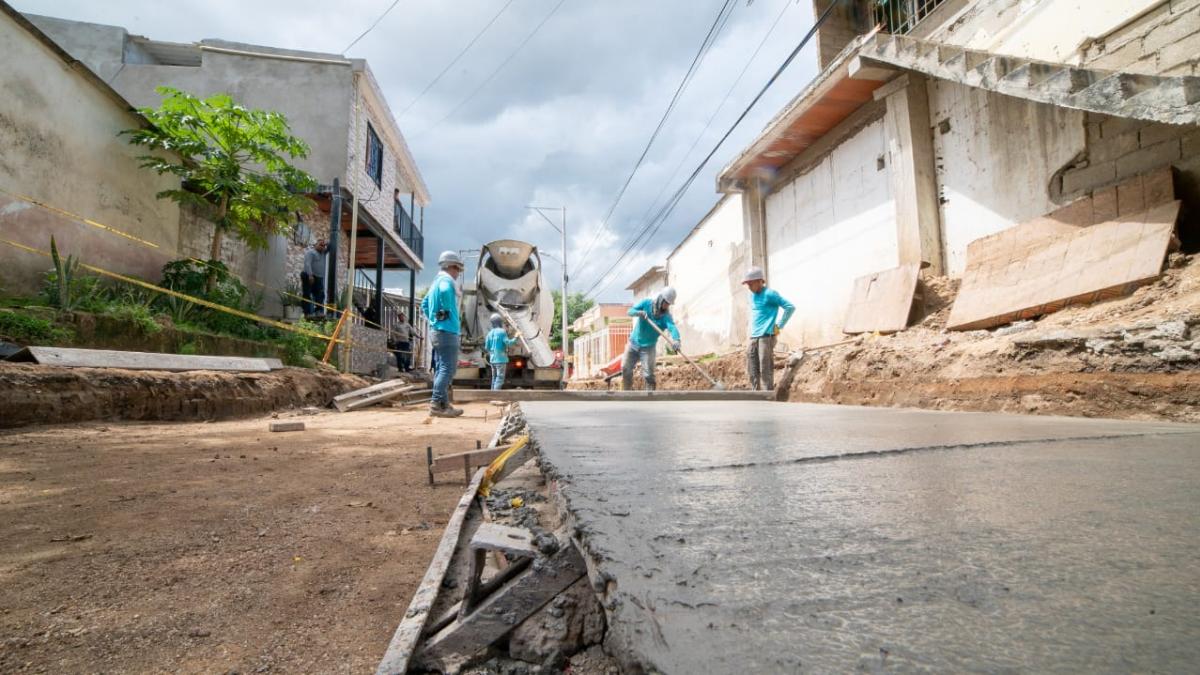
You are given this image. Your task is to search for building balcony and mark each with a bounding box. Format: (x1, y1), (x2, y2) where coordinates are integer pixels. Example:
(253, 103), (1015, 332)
(395, 201), (424, 263)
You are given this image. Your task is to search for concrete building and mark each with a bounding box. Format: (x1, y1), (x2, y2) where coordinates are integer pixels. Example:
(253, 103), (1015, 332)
(0, 4), (185, 295)
(714, 0), (1200, 348)
(665, 194), (748, 356)
(571, 303), (632, 334)
(26, 13), (431, 328)
(625, 265), (668, 301)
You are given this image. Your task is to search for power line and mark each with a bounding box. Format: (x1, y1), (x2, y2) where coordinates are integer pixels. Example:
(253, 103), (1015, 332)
(583, 0), (845, 299)
(343, 0), (403, 53)
(574, 0), (736, 278)
(397, 0), (518, 117)
(418, 0), (568, 137)
(596, 0), (794, 292)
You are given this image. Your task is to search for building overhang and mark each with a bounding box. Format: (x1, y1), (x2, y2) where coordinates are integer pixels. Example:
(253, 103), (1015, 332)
(313, 191), (421, 271)
(717, 33), (894, 193)
(625, 265), (667, 292)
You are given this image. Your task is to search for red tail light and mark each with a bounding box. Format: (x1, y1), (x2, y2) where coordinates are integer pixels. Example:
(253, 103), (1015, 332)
(513, 359), (525, 368)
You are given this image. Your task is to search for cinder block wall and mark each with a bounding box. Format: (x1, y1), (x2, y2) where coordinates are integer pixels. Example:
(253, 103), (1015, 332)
(1083, 0), (1200, 76)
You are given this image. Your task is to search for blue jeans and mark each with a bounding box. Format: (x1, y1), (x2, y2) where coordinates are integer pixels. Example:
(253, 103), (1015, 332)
(621, 341), (657, 391)
(430, 330), (460, 405)
(490, 363), (507, 390)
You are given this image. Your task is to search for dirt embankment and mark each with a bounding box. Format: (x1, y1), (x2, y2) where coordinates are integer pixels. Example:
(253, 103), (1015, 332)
(0, 365), (369, 429)
(0, 404), (500, 673)
(578, 254), (1200, 423)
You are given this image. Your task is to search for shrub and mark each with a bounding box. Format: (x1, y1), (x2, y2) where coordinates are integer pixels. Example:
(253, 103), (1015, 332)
(41, 237), (104, 312)
(0, 310), (74, 345)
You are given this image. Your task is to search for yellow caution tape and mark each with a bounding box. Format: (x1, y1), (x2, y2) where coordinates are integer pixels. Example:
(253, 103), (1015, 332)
(480, 435), (529, 497)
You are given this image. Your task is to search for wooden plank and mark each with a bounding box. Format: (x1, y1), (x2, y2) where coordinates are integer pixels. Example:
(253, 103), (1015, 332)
(333, 379), (412, 404)
(337, 385), (418, 412)
(428, 445), (513, 474)
(9, 347), (272, 372)
(948, 201), (1179, 331)
(269, 421), (305, 432)
(842, 263), (921, 334)
(376, 468), (485, 675)
(470, 523), (538, 558)
(414, 536), (586, 670)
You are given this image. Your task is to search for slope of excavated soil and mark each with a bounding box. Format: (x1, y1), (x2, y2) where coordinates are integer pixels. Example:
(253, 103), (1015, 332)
(575, 254), (1200, 422)
(0, 365), (369, 428)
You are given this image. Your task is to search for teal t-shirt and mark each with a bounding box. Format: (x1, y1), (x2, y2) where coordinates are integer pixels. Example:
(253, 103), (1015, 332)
(421, 272), (460, 334)
(628, 298), (680, 349)
(749, 287), (795, 338)
(485, 327), (517, 363)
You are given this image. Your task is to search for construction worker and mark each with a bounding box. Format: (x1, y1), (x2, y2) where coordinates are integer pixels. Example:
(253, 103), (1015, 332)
(741, 267), (794, 391)
(421, 251), (465, 417)
(622, 287), (681, 391)
(484, 313), (519, 391)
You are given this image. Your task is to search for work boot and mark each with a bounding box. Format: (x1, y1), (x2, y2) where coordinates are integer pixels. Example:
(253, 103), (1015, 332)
(429, 401), (464, 418)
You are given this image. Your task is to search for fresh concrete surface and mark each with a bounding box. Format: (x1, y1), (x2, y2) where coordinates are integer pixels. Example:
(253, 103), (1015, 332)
(455, 389), (774, 402)
(524, 401), (1200, 673)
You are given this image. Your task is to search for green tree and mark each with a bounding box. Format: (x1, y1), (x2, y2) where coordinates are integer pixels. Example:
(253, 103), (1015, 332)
(549, 290), (594, 350)
(124, 87), (317, 265)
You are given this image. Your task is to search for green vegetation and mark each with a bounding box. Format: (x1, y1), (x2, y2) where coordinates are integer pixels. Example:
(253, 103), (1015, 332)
(124, 87), (317, 267)
(550, 290), (595, 350)
(0, 310), (74, 345)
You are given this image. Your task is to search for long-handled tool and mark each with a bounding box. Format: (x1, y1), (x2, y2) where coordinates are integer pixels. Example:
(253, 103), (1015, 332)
(639, 311), (726, 391)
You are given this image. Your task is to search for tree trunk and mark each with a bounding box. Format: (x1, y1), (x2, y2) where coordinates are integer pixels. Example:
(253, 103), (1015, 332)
(206, 194), (230, 293)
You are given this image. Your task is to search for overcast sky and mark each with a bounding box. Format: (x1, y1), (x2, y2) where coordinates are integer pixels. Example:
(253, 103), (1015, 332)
(14, 0), (820, 301)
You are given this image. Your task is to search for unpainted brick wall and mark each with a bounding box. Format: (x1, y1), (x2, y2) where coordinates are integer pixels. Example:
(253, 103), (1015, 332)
(1083, 0), (1200, 76)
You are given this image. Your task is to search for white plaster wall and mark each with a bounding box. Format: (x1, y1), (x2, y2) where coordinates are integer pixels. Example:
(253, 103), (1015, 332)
(666, 194), (746, 355)
(765, 118), (897, 348)
(929, 81), (1086, 275)
(0, 12), (180, 293)
(926, 0), (1162, 64)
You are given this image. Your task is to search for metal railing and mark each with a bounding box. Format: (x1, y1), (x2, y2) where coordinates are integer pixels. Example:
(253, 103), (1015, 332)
(875, 0), (947, 35)
(395, 201), (424, 261)
(572, 323), (632, 379)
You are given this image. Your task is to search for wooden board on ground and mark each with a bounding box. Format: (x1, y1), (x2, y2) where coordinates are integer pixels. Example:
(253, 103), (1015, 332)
(333, 380), (416, 412)
(375, 468), (485, 675)
(6, 347), (273, 372)
(269, 421), (305, 432)
(843, 263), (921, 334)
(428, 444), (514, 475)
(947, 201), (1180, 331)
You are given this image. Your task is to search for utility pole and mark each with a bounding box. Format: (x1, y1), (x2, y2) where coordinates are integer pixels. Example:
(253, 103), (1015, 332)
(526, 205), (568, 362)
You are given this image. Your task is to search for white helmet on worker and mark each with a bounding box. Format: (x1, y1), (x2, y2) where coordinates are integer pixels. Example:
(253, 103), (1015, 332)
(653, 286), (677, 315)
(742, 267), (765, 284)
(490, 313), (503, 328)
(438, 250), (464, 269)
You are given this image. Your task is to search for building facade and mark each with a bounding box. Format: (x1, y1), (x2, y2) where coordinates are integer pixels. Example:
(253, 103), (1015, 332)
(715, 0), (1200, 348)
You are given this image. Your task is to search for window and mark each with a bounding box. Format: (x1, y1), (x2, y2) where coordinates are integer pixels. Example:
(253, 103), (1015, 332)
(366, 123), (383, 188)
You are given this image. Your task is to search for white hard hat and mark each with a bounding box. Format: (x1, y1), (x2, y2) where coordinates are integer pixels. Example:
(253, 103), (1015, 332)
(742, 267), (765, 284)
(438, 250), (464, 268)
(490, 313), (503, 327)
(655, 287), (677, 311)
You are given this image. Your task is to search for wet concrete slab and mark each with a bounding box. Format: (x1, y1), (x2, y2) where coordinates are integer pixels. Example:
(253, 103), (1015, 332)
(454, 389), (774, 402)
(524, 401), (1200, 673)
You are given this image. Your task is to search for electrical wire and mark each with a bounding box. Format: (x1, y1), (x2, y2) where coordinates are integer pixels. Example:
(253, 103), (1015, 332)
(574, 0), (736, 277)
(397, 0), (518, 117)
(583, 0), (845, 299)
(417, 0), (568, 137)
(343, 0), (403, 53)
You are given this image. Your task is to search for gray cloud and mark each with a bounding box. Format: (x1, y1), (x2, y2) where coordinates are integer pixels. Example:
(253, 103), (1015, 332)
(13, 0), (819, 300)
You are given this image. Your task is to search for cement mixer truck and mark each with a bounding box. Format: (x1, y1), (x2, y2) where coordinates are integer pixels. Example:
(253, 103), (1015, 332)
(454, 239), (564, 389)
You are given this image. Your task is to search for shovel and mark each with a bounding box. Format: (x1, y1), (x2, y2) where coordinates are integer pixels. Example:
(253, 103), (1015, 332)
(639, 312), (726, 391)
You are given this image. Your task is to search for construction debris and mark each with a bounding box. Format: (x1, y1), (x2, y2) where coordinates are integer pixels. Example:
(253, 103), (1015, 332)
(333, 380), (417, 412)
(269, 421), (305, 432)
(843, 263), (921, 334)
(6, 346), (280, 372)
(948, 201), (1179, 330)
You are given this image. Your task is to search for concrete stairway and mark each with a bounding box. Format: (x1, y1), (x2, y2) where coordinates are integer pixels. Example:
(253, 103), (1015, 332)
(857, 33), (1200, 125)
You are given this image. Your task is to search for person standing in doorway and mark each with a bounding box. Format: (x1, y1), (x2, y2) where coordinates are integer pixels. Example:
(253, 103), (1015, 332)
(484, 313), (519, 391)
(422, 251), (465, 417)
(622, 287), (681, 391)
(300, 238), (328, 319)
(741, 267), (794, 391)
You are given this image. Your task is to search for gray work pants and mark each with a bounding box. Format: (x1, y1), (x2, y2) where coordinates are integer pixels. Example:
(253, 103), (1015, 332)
(621, 342), (657, 391)
(747, 335), (775, 391)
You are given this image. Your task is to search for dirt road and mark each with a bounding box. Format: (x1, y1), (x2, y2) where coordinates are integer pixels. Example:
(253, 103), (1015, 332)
(0, 403), (499, 673)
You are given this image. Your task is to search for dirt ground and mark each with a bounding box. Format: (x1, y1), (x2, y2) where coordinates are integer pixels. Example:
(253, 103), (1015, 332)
(575, 253), (1200, 422)
(0, 402), (501, 673)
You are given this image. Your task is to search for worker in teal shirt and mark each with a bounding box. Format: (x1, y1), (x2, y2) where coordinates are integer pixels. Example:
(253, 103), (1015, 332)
(622, 287), (681, 391)
(484, 313), (519, 390)
(741, 267), (794, 391)
(421, 251), (465, 417)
